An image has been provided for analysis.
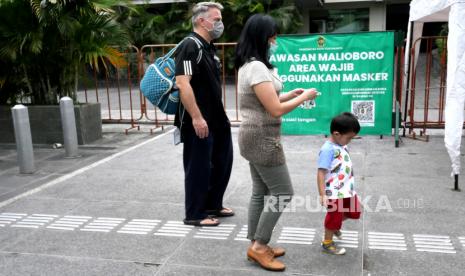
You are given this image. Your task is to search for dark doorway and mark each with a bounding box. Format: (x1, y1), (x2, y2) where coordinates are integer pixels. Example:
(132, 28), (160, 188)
(386, 4), (410, 36)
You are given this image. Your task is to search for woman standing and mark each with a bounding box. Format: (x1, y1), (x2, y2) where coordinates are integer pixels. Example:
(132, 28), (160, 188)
(235, 14), (318, 271)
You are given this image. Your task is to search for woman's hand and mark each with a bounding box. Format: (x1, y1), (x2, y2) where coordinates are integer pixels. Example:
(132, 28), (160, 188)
(254, 83), (319, 118)
(301, 88), (318, 101)
(290, 88), (304, 97)
(279, 88), (304, 102)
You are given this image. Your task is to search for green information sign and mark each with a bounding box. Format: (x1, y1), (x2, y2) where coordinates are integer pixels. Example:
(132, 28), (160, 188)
(271, 32), (394, 135)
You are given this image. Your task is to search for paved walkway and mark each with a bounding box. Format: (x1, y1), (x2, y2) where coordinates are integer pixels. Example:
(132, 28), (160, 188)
(0, 127), (464, 275)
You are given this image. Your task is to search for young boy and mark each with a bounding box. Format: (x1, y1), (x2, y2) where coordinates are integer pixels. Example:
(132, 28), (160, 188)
(317, 112), (361, 255)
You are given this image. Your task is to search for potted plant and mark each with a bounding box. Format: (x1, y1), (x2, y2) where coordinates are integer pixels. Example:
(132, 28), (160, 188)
(0, 0), (132, 144)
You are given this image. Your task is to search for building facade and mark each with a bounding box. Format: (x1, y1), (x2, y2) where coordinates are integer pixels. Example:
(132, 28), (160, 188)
(297, 0), (411, 34)
(136, 0), (412, 35)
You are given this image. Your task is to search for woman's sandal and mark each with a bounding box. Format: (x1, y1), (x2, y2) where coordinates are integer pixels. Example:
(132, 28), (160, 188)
(205, 207), (235, 217)
(183, 216), (220, 227)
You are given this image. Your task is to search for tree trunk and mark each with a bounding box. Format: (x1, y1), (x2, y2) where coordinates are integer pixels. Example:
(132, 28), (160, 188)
(22, 64), (33, 101)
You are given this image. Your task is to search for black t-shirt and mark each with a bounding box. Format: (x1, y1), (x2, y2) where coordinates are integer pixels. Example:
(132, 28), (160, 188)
(174, 32), (229, 131)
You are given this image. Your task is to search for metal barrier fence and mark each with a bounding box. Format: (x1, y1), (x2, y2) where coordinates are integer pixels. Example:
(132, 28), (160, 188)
(78, 38), (449, 136)
(77, 43), (239, 134)
(402, 36), (448, 139)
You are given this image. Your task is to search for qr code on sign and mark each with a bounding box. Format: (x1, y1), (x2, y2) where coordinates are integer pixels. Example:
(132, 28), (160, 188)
(351, 100), (375, 126)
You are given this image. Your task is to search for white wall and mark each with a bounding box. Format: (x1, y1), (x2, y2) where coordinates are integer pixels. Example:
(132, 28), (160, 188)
(369, 3), (387, 31)
(325, 0), (382, 2)
(299, 0), (396, 33)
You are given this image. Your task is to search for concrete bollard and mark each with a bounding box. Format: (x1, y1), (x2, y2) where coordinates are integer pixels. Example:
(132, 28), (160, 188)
(11, 105), (35, 174)
(59, 97), (79, 158)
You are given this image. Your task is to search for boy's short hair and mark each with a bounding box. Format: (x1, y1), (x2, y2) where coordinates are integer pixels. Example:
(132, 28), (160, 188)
(330, 112), (361, 134)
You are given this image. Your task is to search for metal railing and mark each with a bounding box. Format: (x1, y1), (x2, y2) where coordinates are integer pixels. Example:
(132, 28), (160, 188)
(77, 43), (239, 134)
(402, 36), (449, 139)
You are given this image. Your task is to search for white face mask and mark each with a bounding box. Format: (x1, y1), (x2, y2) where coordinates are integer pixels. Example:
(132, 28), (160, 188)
(268, 41), (278, 60)
(204, 19), (224, 39)
(269, 42), (278, 55)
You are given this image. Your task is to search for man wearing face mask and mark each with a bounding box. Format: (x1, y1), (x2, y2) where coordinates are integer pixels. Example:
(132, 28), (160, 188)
(175, 2), (234, 227)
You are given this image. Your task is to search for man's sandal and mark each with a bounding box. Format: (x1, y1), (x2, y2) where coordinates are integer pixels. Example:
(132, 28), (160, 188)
(206, 207), (235, 217)
(183, 216), (220, 227)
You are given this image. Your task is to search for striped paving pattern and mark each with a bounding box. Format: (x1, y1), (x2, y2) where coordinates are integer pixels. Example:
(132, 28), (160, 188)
(459, 237), (465, 249)
(234, 225), (249, 241)
(194, 224), (235, 240)
(11, 214), (57, 229)
(117, 219), (160, 235)
(334, 230), (359, 248)
(413, 234), (456, 254)
(277, 227), (315, 245)
(0, 213), (26, 227)
(368, 232), (407, 251)
(47, 215), (91, 231)
(80, 217), (125, 233)
(154, 221), (193, 237)
(2, 211), (465, 256)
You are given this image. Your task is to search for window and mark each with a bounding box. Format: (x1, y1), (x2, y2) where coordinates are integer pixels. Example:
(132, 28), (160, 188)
(310, 8), (369, 33)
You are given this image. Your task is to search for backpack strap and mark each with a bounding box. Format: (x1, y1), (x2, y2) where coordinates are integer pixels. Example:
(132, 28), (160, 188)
(164, 35), (203, 64)
(186, 36), (203, 64)
(162, 42), (181, 61)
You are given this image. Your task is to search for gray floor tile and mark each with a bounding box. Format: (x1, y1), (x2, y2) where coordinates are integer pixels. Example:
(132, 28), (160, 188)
(0, 252), (158, 276)
(3, 229), (183, 264)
